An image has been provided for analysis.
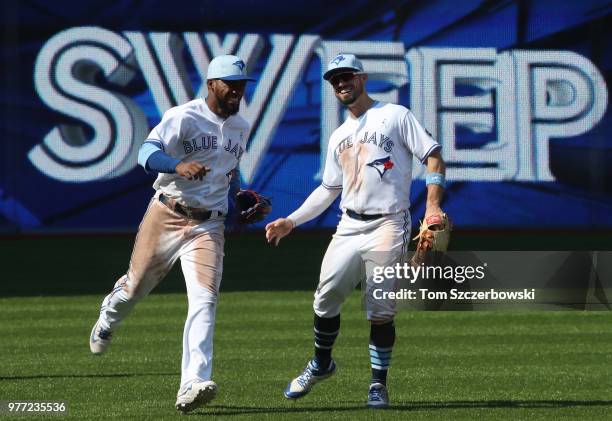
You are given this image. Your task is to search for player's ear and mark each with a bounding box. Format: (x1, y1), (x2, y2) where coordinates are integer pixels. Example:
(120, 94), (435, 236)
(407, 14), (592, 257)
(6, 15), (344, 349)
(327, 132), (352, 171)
(206, 79), (215, 90)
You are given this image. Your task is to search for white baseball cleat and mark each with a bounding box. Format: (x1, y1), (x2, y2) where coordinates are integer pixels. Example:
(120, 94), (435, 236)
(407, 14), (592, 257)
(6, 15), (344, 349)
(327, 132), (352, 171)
(367, 382), (389, 408)
(284, 359), (336, 399)
(89, 320), (112, 355)
(175, 380), (218, 413)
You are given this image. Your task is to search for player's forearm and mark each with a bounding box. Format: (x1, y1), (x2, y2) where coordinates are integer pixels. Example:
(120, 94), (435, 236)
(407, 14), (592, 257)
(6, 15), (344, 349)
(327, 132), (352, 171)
(425, 151), (446, 209)
(228, 168), (241, 196)
(138, 141), (180, 173)
(426, 185), (444, 210)
(288, 185), (341, 227)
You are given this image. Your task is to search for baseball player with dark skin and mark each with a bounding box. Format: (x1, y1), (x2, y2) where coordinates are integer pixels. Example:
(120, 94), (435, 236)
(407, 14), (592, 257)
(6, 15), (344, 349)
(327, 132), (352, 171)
(266, 54), (446, 408)
(89, 55), (255, 413)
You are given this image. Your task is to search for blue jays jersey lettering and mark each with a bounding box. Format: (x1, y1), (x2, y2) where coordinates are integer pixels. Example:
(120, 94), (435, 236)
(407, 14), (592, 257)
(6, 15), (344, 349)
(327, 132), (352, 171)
(322, 101), (439, 215)
(183, 135), (244, 159)
(359, 130), (394, 152)
(146, 98), (250, 211)
(223, 137), (245, 159)
(183, 135), (218, 153)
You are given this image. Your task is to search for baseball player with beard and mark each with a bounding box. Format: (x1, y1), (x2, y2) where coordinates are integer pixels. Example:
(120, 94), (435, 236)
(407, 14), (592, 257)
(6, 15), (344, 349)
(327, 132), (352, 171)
(89, 55), (255, 413)
(265, 54), (447, 408)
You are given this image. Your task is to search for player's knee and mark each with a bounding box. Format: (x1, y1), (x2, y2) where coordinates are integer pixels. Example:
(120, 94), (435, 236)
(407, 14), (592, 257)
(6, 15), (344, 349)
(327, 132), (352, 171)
(313, 306), (341, 319)
(312, 298), (342, 318)
(367, 312), (395, 324)
(123, 270), (163, 300)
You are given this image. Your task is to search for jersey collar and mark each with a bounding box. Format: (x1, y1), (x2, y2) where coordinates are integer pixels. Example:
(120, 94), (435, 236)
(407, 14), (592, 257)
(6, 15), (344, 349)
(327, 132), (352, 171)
(201, 97), (231, 125)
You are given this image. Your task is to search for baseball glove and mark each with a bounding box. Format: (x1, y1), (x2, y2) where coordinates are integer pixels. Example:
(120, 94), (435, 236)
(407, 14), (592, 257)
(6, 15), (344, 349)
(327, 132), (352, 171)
(235, 189), (272, 224)
(410, 212), (452, 267)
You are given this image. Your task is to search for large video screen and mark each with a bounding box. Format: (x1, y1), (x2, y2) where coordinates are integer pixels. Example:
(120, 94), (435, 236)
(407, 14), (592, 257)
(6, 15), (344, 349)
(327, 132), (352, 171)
(1, 0), (610, 231)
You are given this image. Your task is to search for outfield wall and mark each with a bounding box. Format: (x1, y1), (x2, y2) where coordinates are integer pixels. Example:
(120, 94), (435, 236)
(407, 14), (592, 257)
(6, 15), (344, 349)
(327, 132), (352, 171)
(1, 0), (610, 234)
(1, 231), (610, 296)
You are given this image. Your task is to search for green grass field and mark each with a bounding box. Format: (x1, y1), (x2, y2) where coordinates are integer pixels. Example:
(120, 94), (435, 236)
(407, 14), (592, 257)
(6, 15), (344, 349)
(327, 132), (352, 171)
(1, 291), (611, 420)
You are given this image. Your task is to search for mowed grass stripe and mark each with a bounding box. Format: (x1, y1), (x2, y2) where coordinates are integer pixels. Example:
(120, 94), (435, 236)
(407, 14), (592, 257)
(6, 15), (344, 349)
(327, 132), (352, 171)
(1, 292), (611, 420)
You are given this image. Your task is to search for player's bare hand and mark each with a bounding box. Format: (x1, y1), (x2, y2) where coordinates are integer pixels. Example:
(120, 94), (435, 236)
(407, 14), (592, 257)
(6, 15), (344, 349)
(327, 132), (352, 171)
(421, 206), (444, 248)
(265, 218), (295, 246)
(424, 205), (443, 222)
(176, 162), (210, 180)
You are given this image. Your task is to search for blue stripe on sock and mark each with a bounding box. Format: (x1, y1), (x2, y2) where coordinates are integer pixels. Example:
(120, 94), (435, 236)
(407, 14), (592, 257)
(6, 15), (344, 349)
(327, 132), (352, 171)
(369, 350), (392, 359)
(370, 357), (389, 366)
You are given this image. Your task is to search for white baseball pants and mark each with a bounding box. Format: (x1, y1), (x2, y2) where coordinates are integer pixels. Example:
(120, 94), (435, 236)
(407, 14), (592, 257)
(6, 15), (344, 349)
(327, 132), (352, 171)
(97, 194), (225, 389)
(314, 210), (411, 321)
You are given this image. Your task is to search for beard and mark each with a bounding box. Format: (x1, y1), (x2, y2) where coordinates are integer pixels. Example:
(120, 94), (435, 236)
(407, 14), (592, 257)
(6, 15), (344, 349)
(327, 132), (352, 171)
(339, 95), (357, 106)
(216, 93), (241, 115)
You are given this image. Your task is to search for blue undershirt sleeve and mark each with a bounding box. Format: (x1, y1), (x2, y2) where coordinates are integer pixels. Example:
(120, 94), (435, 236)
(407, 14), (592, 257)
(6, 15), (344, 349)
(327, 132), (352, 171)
(227, 168), (241, 219)
(138, 141), (181, 173)
(229, 168), (241, 197)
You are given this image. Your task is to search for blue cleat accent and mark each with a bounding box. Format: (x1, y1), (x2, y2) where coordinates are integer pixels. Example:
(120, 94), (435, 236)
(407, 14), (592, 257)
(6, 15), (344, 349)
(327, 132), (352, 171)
(367, 382), (389, 408)
(284, 359), (336, 399)
(89, 320), (112, 355)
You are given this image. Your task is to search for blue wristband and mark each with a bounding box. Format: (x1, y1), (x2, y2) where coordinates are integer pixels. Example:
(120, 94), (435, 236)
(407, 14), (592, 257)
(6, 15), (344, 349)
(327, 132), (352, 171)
(425, 172), (446, 188)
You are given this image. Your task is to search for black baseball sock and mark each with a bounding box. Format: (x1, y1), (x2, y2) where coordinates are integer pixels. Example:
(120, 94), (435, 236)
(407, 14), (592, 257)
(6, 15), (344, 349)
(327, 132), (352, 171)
(369, 320), (395, 386)
(313, 314), (340, 368)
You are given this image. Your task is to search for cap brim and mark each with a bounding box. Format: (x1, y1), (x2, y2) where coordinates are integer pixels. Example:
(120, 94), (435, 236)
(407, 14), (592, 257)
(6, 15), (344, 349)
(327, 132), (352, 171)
(323, 67), (363, 80)
(216, 75), (256, 81)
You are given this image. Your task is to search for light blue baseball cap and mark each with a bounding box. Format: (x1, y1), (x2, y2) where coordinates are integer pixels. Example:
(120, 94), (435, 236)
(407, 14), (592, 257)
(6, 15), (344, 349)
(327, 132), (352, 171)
(207, 54), (256, 81)
(323, 53), (365, 80)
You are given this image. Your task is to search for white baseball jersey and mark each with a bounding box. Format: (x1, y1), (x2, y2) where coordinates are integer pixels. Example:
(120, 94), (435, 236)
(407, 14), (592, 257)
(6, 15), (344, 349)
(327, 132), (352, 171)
(146, 98), (250, 211)
(322, 101), (439, 215)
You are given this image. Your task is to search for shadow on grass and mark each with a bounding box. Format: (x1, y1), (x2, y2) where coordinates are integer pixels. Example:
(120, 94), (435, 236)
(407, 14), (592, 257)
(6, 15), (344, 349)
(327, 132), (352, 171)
(0, 372), (178, 381)
(193, 400), (612, 416)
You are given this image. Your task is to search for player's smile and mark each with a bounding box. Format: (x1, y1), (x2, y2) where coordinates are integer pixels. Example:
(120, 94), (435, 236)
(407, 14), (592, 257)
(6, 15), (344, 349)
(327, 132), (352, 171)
(330, 72), (364, 105)
(335, 83), (354, 100)
(331, 73), (356, 92)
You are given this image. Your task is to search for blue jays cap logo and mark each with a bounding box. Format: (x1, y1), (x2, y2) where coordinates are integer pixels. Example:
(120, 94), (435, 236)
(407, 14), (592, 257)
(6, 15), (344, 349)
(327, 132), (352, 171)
(233, 60), (246, 72)
(366, 156), (394, 178)
(331, 55), (345, 65)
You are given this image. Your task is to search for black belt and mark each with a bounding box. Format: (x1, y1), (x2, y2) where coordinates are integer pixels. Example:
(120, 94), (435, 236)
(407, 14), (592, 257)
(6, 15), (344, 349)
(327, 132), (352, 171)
(346, 209), (384, 221)
(159, 194), (220, 221)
